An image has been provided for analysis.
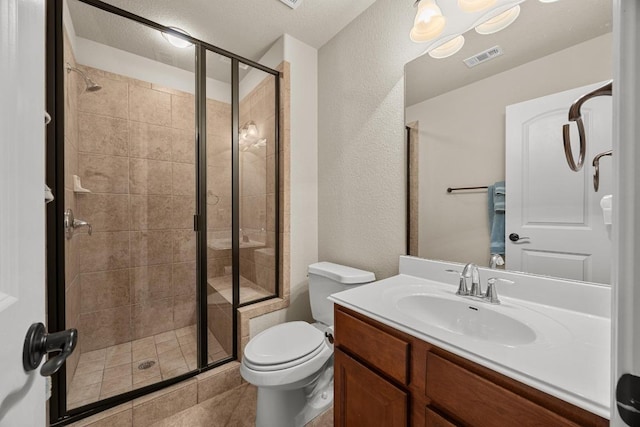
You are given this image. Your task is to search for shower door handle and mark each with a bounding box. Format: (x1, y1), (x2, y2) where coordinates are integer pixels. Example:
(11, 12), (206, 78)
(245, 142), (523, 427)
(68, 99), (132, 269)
(23, 322), (78, 377)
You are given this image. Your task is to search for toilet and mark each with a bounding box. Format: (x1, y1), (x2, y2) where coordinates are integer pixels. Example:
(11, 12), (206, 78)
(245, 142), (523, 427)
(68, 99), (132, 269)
(240, 262), (375, 427)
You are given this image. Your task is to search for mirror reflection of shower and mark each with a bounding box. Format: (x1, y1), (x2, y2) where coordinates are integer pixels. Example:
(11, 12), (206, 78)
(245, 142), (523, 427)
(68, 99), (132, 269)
(65, 62), (102, 92)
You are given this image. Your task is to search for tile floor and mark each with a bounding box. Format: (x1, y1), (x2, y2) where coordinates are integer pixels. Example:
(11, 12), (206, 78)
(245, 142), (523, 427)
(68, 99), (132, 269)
(150, 383), (333, 427)
(68, 325), (229, 409)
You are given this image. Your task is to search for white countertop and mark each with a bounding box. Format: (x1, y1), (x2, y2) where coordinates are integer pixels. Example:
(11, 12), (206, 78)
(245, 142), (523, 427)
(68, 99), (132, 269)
(328, 257), (611, 419)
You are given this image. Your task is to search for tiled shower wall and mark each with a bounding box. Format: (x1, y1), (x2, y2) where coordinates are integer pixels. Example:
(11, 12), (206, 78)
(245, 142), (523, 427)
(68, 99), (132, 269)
(71, 65), (202, 354)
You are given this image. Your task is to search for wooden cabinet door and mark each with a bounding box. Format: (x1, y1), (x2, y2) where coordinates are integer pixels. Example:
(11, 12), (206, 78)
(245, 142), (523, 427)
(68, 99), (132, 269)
(425, 408), (457, 427)
(335, 349), (408, 427)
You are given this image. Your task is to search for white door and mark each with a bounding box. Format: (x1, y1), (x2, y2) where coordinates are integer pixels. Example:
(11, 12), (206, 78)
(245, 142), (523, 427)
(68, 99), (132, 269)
(0, 1), (47, 426)
(505, 82), (612, 284)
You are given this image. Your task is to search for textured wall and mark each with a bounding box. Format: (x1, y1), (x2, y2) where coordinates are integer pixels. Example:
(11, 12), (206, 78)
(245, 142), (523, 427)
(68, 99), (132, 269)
(318, 0), (424, 279)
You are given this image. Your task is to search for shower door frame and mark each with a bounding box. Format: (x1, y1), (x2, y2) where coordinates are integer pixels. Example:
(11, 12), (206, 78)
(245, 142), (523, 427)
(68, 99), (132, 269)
(45, 0), (281, 424)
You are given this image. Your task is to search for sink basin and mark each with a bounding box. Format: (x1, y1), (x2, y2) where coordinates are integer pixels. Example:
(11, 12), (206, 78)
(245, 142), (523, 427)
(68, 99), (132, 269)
(396, 294), (537, 346)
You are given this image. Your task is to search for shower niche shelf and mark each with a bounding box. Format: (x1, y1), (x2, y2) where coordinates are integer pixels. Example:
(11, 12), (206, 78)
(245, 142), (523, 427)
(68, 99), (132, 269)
(72, 175), (91, 193)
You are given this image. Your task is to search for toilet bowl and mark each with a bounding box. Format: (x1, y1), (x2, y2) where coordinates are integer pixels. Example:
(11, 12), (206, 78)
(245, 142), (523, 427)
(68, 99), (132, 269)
(240, 262), (375, 427)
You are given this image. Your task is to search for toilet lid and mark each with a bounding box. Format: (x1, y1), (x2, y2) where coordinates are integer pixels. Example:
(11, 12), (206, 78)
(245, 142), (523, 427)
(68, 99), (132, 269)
(244, 321), (325, 367)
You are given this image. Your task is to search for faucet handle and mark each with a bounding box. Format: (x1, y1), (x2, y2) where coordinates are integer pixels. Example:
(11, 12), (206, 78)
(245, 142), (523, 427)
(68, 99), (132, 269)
(485, 278), (515, 304)
(446, 269), (469, 296)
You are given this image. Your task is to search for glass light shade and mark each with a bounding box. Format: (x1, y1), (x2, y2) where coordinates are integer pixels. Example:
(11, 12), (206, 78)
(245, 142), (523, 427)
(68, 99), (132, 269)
(475, 5), (521, 35)
(428, 35), (465, 59)
(410, 0), (446, 42)
(161, 27), (194, 48)
(458, 0), (496, 13)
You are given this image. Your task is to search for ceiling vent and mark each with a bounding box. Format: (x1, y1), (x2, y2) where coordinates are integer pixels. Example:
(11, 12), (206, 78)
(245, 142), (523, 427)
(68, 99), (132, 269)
(463, 45), (504, 68)
(279, 0), (303, 10)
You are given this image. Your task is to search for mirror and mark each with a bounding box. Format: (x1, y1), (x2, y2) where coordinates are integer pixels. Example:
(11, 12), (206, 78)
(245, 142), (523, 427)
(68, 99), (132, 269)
(405, 0), (613, 284)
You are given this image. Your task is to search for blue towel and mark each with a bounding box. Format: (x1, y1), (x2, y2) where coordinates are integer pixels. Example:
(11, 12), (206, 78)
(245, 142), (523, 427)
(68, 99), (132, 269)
(488, 181), (506, 254)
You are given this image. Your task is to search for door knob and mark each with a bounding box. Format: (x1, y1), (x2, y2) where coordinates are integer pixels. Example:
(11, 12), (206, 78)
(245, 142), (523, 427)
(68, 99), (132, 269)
(23, 323), (78, 377)
(509, 233), (531, 243)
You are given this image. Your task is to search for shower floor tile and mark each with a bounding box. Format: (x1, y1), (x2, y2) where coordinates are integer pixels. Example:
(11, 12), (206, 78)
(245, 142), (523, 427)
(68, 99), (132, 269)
(67, 325), (226, 409)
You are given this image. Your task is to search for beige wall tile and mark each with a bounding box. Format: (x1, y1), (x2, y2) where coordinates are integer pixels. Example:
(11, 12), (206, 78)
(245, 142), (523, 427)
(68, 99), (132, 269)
(171, 128), (195, 164)
(172, 262), (196, 297)
(67, 403), (132, 427)
(130, 264), (172, 304)
(65, 138), (79, 191)
(129, 121), (172, 161)
(132, 297), (174, 339)
(66, 227), (80, 286)
(78, 231), (130, 273)
(240, 195), (266, 230)
(173, 294), (196, 329)
(77, 193), (130, 232)
(78, 153), (129, 194)
(206, 135), (231, 165)
(130, 195), (173, 230)
(129, 158), (172, 195)
(172, 230), (196, 263)
(78, 112), (129, 156)
(172, 162), (195, 196)
(79, 306), (131, 352)
(171, 94), (195, 130)
(80, 269), (131, 313)
(132, 380), (197, 426)
(129, 85), (171, 126)
(206, 99), (231, 142)
(172, 196), (195, 230)
(130, 231), (173, 267)
(196, 362), (242, 403)
(78, 77), (128, 119)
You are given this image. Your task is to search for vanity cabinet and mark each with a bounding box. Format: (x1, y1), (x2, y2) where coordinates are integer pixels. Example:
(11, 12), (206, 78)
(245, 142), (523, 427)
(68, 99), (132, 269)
(333, 305), (608, 427)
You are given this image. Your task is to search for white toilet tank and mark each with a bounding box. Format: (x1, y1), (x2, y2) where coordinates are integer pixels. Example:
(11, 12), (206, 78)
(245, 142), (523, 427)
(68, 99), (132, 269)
(308, 262), (375, 326)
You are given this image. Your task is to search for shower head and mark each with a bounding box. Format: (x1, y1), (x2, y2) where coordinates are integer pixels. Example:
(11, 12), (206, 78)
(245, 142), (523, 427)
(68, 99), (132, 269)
(65, 63), (102, 92)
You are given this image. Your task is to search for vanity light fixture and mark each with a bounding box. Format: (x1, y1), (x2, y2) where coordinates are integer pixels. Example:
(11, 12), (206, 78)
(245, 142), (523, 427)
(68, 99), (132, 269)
(428, 35), (465, 59)
(410, 0), (447, 42)
(458, 0), (496, 13)
(161, 27), (194, 48)
(475, 5), (521, 35)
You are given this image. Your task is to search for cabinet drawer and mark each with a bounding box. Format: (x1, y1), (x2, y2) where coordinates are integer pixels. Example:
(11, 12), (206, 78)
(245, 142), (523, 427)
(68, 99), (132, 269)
(335, 309), (410, 384)
(426, 353), (577, 427)
(425, 407), (457, 427)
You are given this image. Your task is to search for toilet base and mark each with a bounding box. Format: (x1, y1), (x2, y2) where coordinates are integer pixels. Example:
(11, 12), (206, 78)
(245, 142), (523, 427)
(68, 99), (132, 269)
(255, 362), (334, 427)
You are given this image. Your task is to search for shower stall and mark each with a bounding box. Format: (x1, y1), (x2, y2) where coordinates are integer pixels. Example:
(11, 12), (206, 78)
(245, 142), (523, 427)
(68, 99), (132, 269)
(46, 0), (280, 423)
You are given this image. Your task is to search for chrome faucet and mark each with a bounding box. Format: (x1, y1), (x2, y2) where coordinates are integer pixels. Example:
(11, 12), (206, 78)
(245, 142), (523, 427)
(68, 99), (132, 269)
(457, 263), (481, 297)
(452, 263), (514, 304)
(489, 254), (505, 269)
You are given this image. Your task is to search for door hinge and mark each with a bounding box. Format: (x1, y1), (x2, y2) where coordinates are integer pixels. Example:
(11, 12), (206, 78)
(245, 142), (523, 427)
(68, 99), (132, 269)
(194, 215), (199, 231)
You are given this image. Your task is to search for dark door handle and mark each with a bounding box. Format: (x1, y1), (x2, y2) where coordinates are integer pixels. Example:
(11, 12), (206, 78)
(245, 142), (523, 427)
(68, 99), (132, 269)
(509, 233), (531, 243)
(23, 322), (78, 377)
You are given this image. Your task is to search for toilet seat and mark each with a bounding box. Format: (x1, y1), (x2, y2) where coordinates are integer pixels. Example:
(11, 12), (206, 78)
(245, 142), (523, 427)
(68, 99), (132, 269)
(243, 321), (326, 372)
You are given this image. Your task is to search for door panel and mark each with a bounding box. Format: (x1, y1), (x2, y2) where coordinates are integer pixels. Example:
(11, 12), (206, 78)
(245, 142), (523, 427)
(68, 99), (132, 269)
(506, 82), (612, 284)
(0, 0), (47, 425)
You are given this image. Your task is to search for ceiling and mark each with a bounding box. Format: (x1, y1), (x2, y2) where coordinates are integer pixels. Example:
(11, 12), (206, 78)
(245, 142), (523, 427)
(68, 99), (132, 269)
(67, 0), (377, 82)
(405, 0), (612, 106)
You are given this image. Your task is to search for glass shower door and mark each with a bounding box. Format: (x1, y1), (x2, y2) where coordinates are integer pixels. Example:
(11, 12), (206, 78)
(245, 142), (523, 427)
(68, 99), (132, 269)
(63, 0), (198, 409)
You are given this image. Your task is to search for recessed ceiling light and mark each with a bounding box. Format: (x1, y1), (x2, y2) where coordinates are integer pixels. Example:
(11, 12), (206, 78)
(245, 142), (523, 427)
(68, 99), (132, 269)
(475, 5), (521, 35)
(410, 0), (447, 43)
(428, 35), (465, 59)
(161, 27), (194, 49)
(458, 0), (496, 13)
